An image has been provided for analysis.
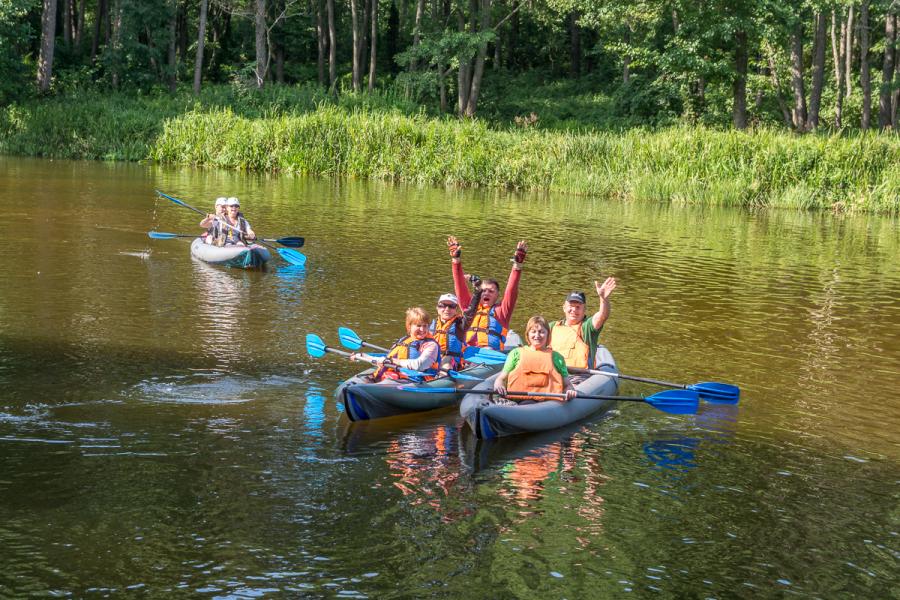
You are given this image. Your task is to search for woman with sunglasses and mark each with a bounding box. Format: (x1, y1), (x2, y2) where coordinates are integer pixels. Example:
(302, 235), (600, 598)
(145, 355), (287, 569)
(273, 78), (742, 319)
(220, 197), (256, 246)
(430, 279), (483, 370)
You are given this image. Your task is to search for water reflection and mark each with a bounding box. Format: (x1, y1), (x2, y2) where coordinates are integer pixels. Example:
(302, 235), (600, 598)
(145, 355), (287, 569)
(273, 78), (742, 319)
(191, 260), (252, 364)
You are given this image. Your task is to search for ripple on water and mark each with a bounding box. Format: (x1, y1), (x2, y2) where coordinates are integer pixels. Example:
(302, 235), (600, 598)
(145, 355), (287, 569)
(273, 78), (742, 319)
(129, 372), (304, 406)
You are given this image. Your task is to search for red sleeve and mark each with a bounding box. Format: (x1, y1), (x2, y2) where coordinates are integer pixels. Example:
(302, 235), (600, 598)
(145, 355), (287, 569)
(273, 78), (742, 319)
(452, 261), (472, 308)
(495, 266), (521, 328)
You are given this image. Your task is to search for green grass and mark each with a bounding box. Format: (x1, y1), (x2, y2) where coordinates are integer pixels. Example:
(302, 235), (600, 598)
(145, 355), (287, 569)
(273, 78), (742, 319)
(1, 83), (898, 214)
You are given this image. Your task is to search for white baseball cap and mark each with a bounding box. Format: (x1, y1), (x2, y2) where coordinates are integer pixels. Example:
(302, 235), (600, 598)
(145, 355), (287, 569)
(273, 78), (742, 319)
(214, 197), (227, 206)
(226, 197), (240, 206)
(437, 293), (459, 306)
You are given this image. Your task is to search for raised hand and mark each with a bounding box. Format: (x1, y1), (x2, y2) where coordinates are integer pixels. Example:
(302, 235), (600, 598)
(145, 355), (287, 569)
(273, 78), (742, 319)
(447, 235), (462, 259)
(512, 240), (528, 264)
(595, 277), (617, 300)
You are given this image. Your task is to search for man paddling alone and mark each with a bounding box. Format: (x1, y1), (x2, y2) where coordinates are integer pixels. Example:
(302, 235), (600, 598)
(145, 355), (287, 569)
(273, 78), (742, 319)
(549, 277), (617, 373)
(447, 235), (526, 351)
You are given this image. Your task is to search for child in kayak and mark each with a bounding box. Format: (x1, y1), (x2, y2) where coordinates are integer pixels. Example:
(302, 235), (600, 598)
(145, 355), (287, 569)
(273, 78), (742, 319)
(493, 315), (577, 403)
(351, 307), (442, 383)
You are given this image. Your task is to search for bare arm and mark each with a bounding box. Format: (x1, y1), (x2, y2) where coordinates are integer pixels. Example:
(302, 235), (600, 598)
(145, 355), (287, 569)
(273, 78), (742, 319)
(590, 277), (617, 331)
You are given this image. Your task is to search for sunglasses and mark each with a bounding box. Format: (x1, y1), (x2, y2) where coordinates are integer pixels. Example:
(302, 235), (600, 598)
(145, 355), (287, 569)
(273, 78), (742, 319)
(437, 303), (458, 309)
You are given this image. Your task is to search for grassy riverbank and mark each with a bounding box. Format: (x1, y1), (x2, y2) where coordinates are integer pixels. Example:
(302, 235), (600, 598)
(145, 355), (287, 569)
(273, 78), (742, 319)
(2, 85), (898, 213)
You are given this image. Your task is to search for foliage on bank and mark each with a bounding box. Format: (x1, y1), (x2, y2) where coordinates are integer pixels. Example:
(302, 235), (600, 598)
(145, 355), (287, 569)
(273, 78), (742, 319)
(150, 105), (900, 214)
(1, 87), (897, 214)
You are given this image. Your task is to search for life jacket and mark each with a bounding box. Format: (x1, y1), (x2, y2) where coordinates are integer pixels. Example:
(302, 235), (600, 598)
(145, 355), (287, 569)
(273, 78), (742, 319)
(507, 346), (564, 402)
(430, 316), (466, 370)
(207, 219), (225, 245)
(467, 304), (508, 350)
(550, 320), (593, 369)
(221, 216), (250, 246)
(374, 335), (442, 381)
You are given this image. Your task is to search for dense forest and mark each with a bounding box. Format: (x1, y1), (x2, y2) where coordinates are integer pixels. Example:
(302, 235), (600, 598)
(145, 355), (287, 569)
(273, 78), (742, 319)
(3, 0), (899, 130)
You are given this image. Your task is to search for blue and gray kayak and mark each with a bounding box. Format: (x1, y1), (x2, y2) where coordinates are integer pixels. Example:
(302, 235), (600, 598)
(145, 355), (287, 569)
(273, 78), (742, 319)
(460, 346), (620, 439)
(190, 237), (271, 269)
(336, 361), (505, 421)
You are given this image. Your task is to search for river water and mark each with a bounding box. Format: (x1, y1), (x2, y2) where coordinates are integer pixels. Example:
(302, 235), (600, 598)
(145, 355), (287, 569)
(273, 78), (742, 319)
(0, 156), (897, 598)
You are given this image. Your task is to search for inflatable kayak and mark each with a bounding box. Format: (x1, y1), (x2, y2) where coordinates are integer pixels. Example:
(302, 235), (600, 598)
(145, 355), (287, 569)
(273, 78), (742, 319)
(190, 237), (271, 269)
(336, 361), (505, 421)
(460, 346), (619, 439)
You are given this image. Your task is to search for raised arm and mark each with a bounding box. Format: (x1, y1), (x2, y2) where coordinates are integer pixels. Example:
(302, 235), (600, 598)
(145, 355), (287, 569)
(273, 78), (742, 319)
(449, 236), (472, 307)
(496, 240), (526, 327)
(590, 277), (617, 330)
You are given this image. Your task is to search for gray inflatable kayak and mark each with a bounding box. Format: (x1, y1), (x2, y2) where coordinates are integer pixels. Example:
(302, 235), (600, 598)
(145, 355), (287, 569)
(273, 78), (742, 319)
(460, 346), (619, 439)
(336, 361), (504, 421)
(190, 237), (271, 268)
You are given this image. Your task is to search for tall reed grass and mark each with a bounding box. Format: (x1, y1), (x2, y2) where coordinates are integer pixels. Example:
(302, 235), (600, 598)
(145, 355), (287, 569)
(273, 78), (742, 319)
(2, 87), (898, 213)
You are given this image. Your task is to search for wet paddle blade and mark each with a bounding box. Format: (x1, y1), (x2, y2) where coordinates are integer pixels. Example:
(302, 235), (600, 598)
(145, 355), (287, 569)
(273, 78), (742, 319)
(148, 231), (185, 239)
(273, 236), (305, 248)
(305, 334), (327, 358)
(645, 390), (700, 414)
(277, 248), (307, 267)
(338, 327), (364, 350)
(689, 382), (740, 404)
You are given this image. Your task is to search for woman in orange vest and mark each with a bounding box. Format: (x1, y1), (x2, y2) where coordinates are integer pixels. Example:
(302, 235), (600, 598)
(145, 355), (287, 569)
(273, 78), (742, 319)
(493, 316), (577, 402)
(351, 307), (442, 383)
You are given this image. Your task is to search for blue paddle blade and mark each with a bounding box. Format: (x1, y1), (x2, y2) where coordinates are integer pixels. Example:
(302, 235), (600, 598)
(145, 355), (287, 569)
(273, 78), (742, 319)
(645, 390), (700, 414)
(463, 346), (507, 364)
(148, 231), (181, 239)
(397, 368), (426, 382)
(277, 248), (307, 267)
(446, 370), (483, 381)
(689, 382), (740, 404)
(274, 236), (304, 248)
(338, 327), (363, 350)
(305, 334), (327, 358)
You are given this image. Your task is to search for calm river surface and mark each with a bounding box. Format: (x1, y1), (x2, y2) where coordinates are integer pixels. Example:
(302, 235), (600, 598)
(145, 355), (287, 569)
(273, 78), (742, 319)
(0, 156), (898, 598)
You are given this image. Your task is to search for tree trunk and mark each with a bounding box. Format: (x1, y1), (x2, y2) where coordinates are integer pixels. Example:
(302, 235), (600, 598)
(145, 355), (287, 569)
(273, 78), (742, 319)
(861, 0), (871, 128)
(835, 12), (847, 127)
(37, 0), (57, 93)
(623, 26), (631, 83)
(76, 0), (85, 45)
(350, 0), (361, 90)
(733, 30), (748, 129)
(410, 0), (424, 71)
(807, 13), (826, 128)
(569, 11), (581, 76)
(168, 0), (177, 92)
(368, 0), (378, 91)
(63, 0), (72, 46)
(893, 45), (900, 126)
(193, 0), (208, 94)
(845, 5), (855, 96)
(463, 0), (491, 116)
(109, 0), (122, 89)
(790, 21), (808, 129)
(316, 0), (326, 84)
(457, 10), (470, 113)
(255, 0), (267, 88)
(767, 52), (793, 126)
(327, 0), (337, 92)
(91, 0), (104, 61)
(878, 12), (897, 129)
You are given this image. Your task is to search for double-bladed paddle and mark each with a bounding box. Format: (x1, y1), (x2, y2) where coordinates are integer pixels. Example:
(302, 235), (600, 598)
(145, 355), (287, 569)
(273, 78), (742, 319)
(306, 334), (429, 382)
(462, 347), (740, 404)
(397, 386), (700, 415)
(148, 231), (305, 248)
(336, 326), (482, 381)
(155, 190), (307, 267)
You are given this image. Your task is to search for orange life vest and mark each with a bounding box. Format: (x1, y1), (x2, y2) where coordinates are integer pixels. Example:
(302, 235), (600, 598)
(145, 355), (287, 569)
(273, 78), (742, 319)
(430, 316), (466, 370)
(507, 346), (564, 402)
(467, 305), (508, 350)
(374, 335), (441, 381)
(550, 320), (591, 369)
